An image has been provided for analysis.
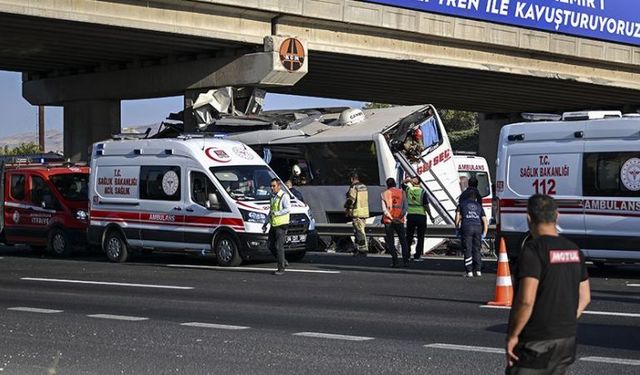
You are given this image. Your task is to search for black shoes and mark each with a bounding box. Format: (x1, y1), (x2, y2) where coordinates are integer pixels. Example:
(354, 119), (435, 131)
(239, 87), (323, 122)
(353, 251), (367, 257)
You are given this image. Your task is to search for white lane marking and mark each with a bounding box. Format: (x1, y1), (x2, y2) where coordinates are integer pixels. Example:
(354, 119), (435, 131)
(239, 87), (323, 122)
(480, 305), (511, 310)
(425, 343), (504, 354)
(7, 307), (62, 314)
(21, 277), (193, 290)
(583, 310), (640, 318)
(87, 314), (148, 321)
(181, 322), (249, 330)
(166, 264), (340, 274)
(580, 356), (640, 366)
(480, 305), (640, 318)
(293, 332), (374, 341)
(628, 284), (640, 287)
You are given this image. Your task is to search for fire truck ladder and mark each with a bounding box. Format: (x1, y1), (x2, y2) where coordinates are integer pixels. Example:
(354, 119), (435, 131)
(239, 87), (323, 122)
(393, 152), (456, 225)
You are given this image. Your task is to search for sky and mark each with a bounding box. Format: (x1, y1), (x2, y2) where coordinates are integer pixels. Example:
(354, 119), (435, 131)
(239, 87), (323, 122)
(0, 70), (364, 138)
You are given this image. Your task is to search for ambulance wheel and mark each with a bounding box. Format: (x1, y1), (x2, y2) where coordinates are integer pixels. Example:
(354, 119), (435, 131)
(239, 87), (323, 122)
(104, 230), (129, 263)
(49, 228), (72, 257)
(214, 233), (241, 267)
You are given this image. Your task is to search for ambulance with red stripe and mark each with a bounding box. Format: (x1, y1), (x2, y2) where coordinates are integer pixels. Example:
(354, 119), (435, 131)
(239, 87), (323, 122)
(454, 153), (493, 221)
(495, 111), (640, 266)
(87, 136), (313, 266)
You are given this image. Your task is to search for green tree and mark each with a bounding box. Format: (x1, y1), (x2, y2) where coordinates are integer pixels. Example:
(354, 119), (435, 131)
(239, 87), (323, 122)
(438, 109), (479, 152)
(0, 142), (42, 155)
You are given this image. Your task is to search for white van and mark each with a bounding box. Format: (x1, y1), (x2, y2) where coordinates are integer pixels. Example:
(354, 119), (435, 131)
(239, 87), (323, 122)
(495, 111), (640, 265)
(87, 136), (314, 266)
(454, 154), (493, 221)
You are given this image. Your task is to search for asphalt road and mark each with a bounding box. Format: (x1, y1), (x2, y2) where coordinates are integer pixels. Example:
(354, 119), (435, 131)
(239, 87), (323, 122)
(0, 246), (638, 374)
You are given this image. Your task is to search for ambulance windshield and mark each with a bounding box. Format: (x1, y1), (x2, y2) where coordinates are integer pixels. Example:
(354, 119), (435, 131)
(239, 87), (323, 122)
(211, 165), (278, 201)
(50, 173), (89, 201)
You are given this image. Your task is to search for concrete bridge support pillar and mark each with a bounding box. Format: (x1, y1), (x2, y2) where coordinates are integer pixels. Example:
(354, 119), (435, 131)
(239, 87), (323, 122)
(478, 113), (521, 180)
(63, 100), (120, 161)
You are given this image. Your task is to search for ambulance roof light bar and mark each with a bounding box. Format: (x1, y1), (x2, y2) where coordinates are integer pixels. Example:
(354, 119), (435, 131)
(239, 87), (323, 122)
(561, 110), (622, 121)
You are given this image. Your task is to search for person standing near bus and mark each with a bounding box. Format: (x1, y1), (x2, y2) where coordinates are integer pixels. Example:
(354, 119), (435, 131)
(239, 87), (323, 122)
(402, 175), (434, 261)
(344, 171), (369, 256)
(381, 177), (408, 267)
(263, 178), (290, 276)
(455, 189), (487, 277)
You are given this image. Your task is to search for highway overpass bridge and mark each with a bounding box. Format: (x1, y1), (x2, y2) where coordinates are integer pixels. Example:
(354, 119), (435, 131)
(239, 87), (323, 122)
(1, 0), (639, 163)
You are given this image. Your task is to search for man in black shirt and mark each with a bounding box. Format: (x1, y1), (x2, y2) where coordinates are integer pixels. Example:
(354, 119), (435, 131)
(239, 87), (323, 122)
(506, 194), (591, 375)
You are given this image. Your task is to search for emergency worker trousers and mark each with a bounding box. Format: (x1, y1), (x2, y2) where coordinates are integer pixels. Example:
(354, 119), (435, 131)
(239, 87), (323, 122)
(268, 225), (288, 271)
(384, 222), (408, 264)
(406, 214), (427, 259)
(462, 225), (482, 273)
(351, 217), (368, 253)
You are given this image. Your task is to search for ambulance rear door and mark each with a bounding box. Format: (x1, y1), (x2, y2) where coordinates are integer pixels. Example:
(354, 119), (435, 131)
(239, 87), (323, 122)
(582, 120), (640, 259)
(503, 122), (585, 242)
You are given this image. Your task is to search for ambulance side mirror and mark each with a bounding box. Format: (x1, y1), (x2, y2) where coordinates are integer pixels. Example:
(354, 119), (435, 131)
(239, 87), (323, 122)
(207, 193), (221, 210)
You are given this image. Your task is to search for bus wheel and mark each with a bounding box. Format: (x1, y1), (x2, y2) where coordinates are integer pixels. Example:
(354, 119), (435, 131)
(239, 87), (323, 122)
(104, 230), (129, 263)
(49, 228), (72, 257)
(215, 233), (241, 267)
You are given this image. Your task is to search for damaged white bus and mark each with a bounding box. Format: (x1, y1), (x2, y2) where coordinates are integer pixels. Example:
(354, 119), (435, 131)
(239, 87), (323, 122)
(226, 105), (462, 252)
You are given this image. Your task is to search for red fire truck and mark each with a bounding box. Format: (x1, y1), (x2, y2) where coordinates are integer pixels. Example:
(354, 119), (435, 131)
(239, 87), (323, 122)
(0, 157), (89, 256)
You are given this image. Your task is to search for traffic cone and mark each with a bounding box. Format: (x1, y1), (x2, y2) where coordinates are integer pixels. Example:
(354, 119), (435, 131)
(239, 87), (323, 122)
(488, 238), (513, 306)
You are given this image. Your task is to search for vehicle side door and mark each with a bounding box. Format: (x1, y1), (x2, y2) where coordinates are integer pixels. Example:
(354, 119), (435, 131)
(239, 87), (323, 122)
(183, 169), (231, 249)
(3, 172), (29, 244)
(138, 165), (185, 249)
(27, 175), (60, 245)
(503, 125), (585, 243)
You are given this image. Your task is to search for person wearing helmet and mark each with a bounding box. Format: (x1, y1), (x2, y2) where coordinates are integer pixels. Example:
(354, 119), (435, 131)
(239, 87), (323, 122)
(344, 171), (369, 256)
(290, 164), (306, 186)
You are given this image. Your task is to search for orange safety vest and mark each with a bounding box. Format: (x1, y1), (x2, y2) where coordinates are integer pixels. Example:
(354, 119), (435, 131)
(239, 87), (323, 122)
(382, 188), (405, 224)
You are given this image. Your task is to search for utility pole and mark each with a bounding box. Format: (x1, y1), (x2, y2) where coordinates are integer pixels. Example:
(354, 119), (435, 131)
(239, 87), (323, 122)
(38, 105), (45, 152)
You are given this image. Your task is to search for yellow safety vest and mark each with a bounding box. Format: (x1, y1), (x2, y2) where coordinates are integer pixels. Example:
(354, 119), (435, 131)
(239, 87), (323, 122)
(407, 185), (426, 216)
(351, 183), (369, 218)
(270, 191), (290, 227)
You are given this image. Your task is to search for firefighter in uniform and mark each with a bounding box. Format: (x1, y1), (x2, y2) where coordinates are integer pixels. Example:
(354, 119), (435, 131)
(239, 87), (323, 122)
(263, 178), (290, 276)
(402, 176), (434, 261)
(381, 177), (408, 267)
(344, 171), (369, 256)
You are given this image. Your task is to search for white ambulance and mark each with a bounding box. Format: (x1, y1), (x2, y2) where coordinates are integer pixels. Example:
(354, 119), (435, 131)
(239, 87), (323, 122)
(87, 136), (314, 266)
(495, 111), (640, 265)
(454, 153), (493, 221)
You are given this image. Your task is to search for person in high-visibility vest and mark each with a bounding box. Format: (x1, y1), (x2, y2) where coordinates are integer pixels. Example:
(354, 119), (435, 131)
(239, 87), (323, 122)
(344, 171), (369, 256)
(402, 175), (434, 262)
(381, 177), (408, 267)
(262, 178), (291, 276)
